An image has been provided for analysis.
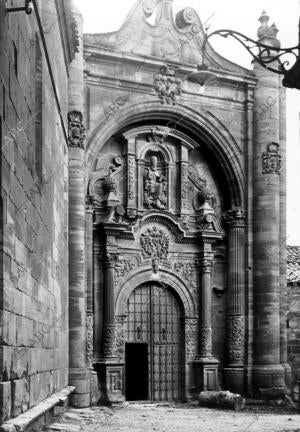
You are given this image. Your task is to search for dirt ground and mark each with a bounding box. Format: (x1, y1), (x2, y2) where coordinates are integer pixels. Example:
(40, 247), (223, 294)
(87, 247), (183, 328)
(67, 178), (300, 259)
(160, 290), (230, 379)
(43, 403), (300, 432)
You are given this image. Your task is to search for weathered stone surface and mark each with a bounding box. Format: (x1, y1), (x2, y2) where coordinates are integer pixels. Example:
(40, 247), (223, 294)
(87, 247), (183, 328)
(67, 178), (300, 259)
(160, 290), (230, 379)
(0, 382), (11, 423)
(11, 378), (29, 417)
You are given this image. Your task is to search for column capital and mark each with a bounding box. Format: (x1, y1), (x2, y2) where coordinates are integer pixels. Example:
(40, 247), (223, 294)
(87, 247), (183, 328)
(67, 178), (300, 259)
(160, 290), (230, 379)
(224, 208), (246, 228)
(104, 252), (119, 268)
(68, 110), (85, 149)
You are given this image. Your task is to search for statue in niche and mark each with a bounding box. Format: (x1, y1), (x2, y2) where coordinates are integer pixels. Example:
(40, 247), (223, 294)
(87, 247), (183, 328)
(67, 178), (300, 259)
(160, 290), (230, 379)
(144, 155), (167, 210)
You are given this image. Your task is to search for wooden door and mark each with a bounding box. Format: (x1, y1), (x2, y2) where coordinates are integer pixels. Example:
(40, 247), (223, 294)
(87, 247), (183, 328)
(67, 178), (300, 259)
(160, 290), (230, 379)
(126, 283), (183, 401)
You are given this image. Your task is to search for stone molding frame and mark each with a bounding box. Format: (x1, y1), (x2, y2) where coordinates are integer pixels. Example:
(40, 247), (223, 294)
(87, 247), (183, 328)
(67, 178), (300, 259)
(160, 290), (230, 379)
(115, 267), (197, 318)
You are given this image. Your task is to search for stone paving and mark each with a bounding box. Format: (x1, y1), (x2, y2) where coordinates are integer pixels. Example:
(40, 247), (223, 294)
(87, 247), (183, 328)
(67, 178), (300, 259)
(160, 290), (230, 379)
(43, 403), (300, 432)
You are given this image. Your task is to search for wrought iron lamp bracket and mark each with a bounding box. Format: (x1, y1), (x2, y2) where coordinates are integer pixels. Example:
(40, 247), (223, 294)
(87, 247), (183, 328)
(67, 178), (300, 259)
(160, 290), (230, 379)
(7, 0), (33, 15)
(202, 28), (299, 76)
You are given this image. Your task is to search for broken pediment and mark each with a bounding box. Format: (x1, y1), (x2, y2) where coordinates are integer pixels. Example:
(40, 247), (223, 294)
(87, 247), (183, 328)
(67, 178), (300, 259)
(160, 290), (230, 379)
(84, 0), (248, 73)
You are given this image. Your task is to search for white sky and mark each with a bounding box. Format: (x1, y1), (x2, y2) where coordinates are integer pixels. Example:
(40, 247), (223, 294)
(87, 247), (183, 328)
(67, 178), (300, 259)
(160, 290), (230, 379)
(74, 0), (300, 245)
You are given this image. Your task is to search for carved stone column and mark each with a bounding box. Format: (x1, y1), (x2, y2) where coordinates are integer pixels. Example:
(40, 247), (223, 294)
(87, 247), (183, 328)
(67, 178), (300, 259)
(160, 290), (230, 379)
(123, 134), (137, 220)
(95, 233), (124, 404)
(194, 249), (219, 392)
(68, 4), (90, 408)
(223, 209), (246, 394)
(252, 16), (285, 394)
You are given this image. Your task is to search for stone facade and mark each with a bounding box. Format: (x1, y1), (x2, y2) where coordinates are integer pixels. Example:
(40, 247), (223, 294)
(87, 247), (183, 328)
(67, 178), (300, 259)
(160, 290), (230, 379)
(0, 0), (78, 425)
(0, 0), (298, 425)
(83, 1), (289, 402)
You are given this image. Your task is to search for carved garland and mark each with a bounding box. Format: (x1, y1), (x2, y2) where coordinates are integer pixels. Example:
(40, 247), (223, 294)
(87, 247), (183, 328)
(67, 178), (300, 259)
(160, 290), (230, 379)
(86, 313), (94, 365)
(115, 257), (137, 287)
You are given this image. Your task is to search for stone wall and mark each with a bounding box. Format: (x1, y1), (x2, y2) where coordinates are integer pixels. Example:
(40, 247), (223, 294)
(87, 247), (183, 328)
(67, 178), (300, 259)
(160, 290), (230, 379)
(0, 1), (71, 423)
(287, 284), (300, 388)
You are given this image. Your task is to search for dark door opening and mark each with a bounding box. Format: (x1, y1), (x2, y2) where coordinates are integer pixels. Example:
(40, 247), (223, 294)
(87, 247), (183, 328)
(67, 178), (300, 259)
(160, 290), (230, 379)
(125, 343), (148, 400)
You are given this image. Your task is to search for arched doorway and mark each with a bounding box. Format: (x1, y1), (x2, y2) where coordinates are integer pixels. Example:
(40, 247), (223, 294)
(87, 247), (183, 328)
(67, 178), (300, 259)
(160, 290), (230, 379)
(125, 283), (184, 402)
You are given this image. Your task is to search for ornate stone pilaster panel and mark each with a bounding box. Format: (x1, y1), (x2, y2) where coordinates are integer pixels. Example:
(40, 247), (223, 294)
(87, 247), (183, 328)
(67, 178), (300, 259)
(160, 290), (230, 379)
(68, 110), (85, 149)
(102, 323), (117, 358)
(185, 318), (198, 360)
(226, 315), (245, 365)
(198, 327), (212, 358)
(86, 313), (94, 366)
(180, 162), (189, 212)
(115, 315), (127, 361)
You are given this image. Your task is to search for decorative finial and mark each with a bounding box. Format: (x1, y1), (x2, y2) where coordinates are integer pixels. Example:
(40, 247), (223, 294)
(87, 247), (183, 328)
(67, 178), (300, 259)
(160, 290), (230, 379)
(257, 10), (279, 42)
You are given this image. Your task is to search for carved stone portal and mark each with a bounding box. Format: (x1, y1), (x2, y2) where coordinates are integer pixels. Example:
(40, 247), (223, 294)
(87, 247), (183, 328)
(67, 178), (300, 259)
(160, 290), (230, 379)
(144, 155), (167, 210)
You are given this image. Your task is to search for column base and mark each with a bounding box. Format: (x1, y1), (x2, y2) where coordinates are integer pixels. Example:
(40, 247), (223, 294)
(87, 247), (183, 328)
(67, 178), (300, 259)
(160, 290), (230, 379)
(253, 364), (287, 398)
(69, 367), (91, 408)
(194, 357), (219, 394)
(95, 361), (125, 404)
(223, 366), (245, 395)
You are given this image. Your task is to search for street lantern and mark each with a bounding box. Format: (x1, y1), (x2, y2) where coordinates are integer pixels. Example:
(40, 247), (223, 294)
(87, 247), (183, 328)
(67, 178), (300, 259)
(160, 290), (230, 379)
(189, 11), (300, 90)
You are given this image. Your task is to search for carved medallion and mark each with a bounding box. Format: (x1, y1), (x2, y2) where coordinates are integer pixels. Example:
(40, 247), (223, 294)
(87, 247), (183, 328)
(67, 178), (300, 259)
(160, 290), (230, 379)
(144, 155), (167, 210)
(262, 142), (281, 175)
(68, 111), (85, 149)
(154, 66), (182, 105)
(140, 226), (169, 259)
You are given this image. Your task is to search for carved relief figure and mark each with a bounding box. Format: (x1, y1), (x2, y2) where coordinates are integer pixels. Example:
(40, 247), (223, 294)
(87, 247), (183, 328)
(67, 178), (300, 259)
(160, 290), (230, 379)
(144, 155), (167, 210)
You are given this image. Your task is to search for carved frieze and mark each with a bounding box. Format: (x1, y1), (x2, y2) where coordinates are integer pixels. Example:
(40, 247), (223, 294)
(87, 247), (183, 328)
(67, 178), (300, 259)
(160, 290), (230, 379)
(154, 66), (182, 105)
(144, 155), (167, 210)
(68, 111), (85, 149)
(262, 142), (281, 175)
(86, 313), (94, 365)
(115, 256), (137, 287)
(226, 315), (245, 364)
(174, 261), (196, 291)
(140, 226), (169, 259)
(185, 318), (198, 360)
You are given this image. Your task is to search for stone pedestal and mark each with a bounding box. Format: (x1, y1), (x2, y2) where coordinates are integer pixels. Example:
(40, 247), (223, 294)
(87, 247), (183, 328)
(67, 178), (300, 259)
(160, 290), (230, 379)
(96, 362), (125, 404)
(194, 358), (219, 392)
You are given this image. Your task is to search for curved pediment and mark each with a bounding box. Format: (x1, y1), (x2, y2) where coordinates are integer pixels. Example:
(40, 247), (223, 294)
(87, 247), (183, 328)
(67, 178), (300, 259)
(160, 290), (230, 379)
(84, 0), (249, 74)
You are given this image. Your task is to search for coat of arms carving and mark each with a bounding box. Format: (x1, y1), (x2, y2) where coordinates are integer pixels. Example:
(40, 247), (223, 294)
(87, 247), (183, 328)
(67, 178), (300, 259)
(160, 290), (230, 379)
(140, 226), (169, 259)
(262, 142), (281, 175)
(153, 66), (182, 105)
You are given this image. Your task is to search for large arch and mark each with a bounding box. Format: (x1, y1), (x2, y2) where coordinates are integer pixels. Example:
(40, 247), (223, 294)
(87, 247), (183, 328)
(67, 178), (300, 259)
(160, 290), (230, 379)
(115, 267), (198, 318)
(85, 99), (245, 208)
